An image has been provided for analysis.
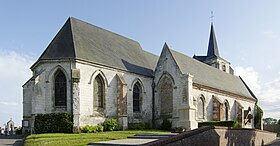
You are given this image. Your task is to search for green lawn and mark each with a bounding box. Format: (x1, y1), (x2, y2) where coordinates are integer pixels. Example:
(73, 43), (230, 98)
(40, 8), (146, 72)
(24, 130), (170, 146)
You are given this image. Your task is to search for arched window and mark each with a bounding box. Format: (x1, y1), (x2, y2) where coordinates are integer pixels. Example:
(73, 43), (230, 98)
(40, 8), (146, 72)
(54, 70), (67, 106)
(159, 76), (173, 117)
(224, 100), (230, 120)
(133, 82), (141, 112)
(197, 96), (205, 119)
(94, 75), (105, 109)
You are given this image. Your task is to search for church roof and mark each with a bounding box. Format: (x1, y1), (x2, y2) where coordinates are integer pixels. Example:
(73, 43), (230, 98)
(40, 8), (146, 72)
(193, 23), (228, 62)
(167, 45), (255, 100)
(207, 23), (220, 57)
(33, 17), (158, 77)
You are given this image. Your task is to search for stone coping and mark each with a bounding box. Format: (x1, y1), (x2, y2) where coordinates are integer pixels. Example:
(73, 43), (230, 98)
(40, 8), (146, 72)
(144, 126), (276, 146)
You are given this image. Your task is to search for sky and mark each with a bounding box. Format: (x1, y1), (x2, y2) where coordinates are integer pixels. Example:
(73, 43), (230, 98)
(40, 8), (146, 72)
(1, 0), (280, 126)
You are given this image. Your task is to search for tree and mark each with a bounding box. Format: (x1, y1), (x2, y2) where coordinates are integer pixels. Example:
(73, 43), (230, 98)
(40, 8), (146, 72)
(263, 117), (278, 125)
(278, 119), (280, 125)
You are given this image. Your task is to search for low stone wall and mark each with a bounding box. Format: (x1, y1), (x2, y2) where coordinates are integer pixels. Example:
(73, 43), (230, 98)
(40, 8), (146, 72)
(145, 126), (277, 146)
(264, 124), (280, 133)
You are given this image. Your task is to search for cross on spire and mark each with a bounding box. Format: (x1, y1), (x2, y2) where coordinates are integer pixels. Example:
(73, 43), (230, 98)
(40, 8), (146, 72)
(210, 11), (214, 23)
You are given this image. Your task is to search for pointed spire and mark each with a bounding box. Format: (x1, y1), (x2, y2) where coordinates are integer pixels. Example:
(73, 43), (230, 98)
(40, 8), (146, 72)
(207, 23), (220, 57)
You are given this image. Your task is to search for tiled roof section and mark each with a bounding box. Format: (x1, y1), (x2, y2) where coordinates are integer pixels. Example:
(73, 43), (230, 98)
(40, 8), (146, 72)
(36, 17), (158, 77)
(167, 47), (255, 100)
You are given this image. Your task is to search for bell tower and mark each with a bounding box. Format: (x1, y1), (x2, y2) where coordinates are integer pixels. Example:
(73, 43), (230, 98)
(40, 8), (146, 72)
(193, 23), (234, 75)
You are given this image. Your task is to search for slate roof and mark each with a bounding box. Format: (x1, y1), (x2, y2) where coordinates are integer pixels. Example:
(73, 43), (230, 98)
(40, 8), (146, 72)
(207, 23), (220, 57)
(193, 23), (227, 62)
(166, 44), (255, 100)
(34, 17), (158, 77)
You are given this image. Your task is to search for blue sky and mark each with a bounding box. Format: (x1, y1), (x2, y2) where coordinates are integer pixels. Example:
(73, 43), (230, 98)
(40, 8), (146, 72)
(1, 1), (280, 126)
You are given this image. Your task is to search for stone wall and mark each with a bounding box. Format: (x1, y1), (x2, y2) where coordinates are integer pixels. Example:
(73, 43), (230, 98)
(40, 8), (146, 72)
(76, 61), (153, 127)
(192, 86), (256, 128)
(154, 46), (190, 128)
(264, 124), (280, 133)
(145, 126), (277, 146)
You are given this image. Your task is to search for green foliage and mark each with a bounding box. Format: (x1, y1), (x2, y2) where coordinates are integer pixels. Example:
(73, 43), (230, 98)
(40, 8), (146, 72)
(263, 117), (278, 125)
(34, 112), (73, 134)
(161, 118), (172, 131)
(15, 127), (22, 135)
(81, 125), (103, 133)
(103, 119), (118, 131)
(254, 104), (263, 129)
(81, 125), (97, 133)
(97, 124), (104, 132)
(198, 121), (239, 128)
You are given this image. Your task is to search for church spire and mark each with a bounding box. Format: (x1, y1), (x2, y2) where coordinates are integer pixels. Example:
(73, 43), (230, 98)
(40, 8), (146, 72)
(207, 23), (220, 57)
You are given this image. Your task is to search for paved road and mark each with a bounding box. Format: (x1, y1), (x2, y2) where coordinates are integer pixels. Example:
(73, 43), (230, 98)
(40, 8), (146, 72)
(0, 135), (23, 146)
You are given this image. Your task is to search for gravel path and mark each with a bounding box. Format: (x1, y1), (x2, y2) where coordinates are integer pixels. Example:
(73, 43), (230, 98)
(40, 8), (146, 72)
(0, 135), (23, 146)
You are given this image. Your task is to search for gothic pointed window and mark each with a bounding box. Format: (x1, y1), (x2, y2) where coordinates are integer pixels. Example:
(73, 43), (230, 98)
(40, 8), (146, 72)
(94, 75), (105, 109)
(197, 96), (205, 119)
(133, 82), (141, 112)
(159, 76), (173, 117)
(224, 100), (229, 120)
(54, 70), (67, 106)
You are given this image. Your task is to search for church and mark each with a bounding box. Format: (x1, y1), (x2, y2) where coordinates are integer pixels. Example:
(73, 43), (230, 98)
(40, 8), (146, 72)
(23, 17), (257, 133)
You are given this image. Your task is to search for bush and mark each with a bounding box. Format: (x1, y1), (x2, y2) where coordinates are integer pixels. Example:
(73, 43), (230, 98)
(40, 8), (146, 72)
(161, 118), (172, 131)
(81, 125), (98, 133)
(97, 124), (104, 132)
(254, 104), (263, 129)
(198, 121), (238, 128)
(103, 119), (118, 131)
(34, 112), (73, 134)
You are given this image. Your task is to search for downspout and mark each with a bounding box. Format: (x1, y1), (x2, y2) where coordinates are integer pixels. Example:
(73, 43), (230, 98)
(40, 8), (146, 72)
(70, 59), (73, 114)
(152, 79), (155, 128)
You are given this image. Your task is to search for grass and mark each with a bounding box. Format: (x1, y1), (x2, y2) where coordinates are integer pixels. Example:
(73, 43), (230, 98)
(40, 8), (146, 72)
(24, 130), (170, 146)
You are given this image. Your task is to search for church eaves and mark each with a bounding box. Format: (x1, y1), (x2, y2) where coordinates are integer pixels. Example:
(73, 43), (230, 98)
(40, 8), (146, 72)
(32, 17), (158, 77)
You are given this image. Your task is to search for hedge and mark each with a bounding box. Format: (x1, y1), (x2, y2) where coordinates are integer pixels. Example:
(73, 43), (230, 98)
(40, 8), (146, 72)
(198, 121), (238, 128)
(34, 112), (73, 134)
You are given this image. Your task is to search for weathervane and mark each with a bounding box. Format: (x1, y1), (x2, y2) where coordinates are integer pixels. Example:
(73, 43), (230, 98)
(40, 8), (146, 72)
(210, 11), (214, 23)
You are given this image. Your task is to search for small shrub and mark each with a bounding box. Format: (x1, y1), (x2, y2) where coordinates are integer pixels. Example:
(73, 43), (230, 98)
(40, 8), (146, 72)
(81, 125), (98, 133)
(103, 119), (118, 131)
(198, 121), (238, 128)
(92, 126), (97, 133)
(34, 112), (73, 134)
(97, 124), (104, 132)
(161, 118), (171, 131)
(81, 125), (91, 133)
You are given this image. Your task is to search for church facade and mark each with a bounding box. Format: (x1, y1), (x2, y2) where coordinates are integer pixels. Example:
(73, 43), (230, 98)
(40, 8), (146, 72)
(23, 17), (257, 133)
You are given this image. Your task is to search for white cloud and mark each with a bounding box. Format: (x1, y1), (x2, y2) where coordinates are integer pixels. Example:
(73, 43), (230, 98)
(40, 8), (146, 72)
(263, 31), (280, 40)
(0, 49), (34, 126)
(234, 66), (280, 118)
(234, 66), (261, 93)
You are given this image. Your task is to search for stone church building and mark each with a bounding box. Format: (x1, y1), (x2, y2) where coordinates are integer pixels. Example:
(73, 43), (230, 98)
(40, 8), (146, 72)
(23, 17), (257, 133)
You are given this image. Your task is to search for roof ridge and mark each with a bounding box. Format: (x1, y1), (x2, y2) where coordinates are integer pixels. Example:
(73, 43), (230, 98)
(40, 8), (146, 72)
(68, 17), (76, 58)
(170, 48), (235, 77)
